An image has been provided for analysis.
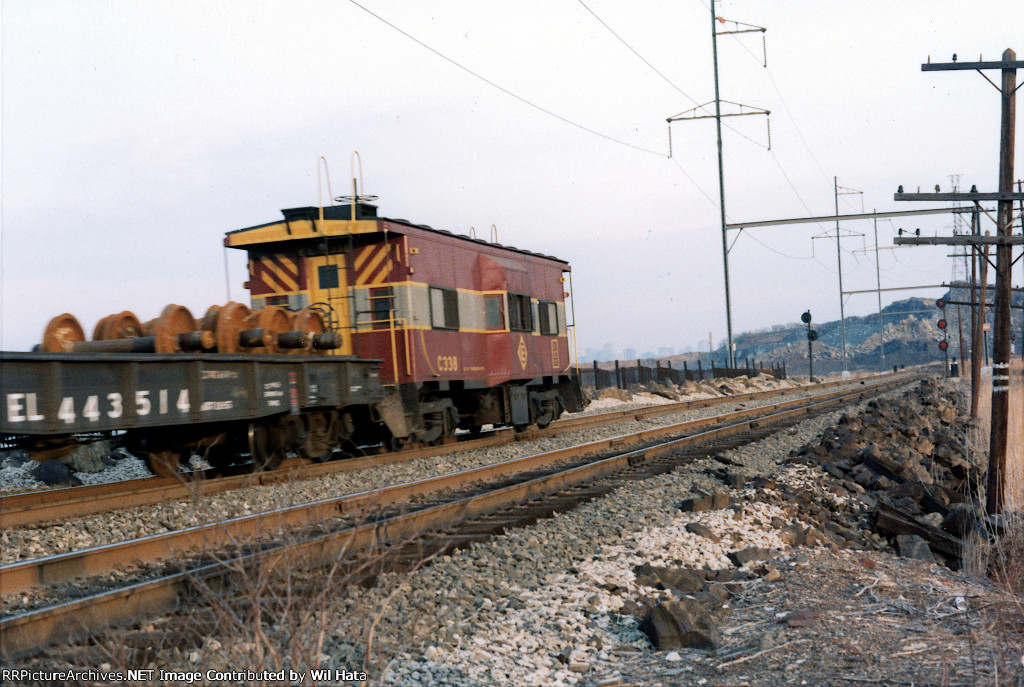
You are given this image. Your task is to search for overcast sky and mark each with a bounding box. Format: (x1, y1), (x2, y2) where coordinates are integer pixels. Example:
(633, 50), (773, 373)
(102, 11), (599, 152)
(2, 1), (1022, 355)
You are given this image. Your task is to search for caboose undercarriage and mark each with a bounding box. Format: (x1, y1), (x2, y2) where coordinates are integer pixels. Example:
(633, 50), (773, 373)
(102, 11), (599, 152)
(378, 375), (586, 446)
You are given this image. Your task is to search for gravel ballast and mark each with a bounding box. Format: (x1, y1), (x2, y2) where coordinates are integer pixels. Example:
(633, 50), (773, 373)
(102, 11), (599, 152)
(165, 382), (916, 686)
(0, 378), (853, 565)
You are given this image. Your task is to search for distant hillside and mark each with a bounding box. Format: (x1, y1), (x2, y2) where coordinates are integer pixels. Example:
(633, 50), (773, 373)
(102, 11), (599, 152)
(659, 292), (1022, 376)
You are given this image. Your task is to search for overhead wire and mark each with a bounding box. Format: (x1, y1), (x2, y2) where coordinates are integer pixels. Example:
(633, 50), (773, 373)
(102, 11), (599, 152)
(578, 0), (767, 150)
(576, 0), (698, 104)
(348, 0), (665, 156)
(568, 1), (733, 212)
(671, 157), (720, 210)
(579, 0), (834, 269)
(726, 26), (865, 213)
(744, 231), (815, 260)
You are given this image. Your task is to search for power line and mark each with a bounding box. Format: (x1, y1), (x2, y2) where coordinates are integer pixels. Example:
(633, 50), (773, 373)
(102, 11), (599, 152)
(670, 157), (719, 209)
(580, 0), (767, 150)
(348, 0), (664, 156)
(745, 231), (815, 260)
(723, 23), (863, 212)
(576, 0), (698, 103)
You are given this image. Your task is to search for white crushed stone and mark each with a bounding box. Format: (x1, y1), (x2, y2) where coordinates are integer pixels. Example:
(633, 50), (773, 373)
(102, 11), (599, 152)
(327, 385), (908, 687)
(0, 453), (152, 495)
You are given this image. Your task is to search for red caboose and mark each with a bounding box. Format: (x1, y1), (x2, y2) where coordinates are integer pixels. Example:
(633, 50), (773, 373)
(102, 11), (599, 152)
(225, 202), (584, 444)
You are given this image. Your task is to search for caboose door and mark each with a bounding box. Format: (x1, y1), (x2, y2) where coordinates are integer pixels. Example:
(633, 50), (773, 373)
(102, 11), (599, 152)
(306, 253), (354, 356)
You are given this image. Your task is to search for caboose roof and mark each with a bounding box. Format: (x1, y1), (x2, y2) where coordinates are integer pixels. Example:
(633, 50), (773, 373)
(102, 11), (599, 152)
(224, 203), (569, 267)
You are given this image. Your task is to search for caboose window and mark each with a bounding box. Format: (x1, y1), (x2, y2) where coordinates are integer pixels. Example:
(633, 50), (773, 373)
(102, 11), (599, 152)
(508, 293), (532, 332)
(318, 264), (340, 289)
(430, 287), (460, 330)
(484, 295), (504, 330)
(538, 301), (558, 335)
(370, 287), (394, 329)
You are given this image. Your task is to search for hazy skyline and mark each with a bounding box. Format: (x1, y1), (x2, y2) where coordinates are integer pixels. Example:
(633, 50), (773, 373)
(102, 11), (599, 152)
(2, 1), (1022, 354)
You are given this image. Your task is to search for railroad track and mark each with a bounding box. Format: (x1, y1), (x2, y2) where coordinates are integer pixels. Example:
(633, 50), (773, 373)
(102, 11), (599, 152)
(0, 371), (921, 659)
(0, 376), (871, 528)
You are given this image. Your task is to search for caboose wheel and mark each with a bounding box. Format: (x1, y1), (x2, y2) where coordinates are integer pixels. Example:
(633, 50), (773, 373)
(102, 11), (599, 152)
(248, 422), (283, 470)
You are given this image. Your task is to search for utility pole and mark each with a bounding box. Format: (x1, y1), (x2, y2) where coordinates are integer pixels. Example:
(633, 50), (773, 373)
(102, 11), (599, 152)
(711, 0), (732, 369)
(833, 178), (862, 376)
(667, 3), (768, 370)
(973, 205), (987, 419)
(894, 49), (1024, 514)
(872, 211), (885, 365)
(991, 50), (1016, 515)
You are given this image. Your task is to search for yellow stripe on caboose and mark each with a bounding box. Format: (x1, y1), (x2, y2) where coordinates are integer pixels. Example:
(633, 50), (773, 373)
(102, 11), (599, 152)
(262, 257), (299, 292)
(354, 245), (392, 286)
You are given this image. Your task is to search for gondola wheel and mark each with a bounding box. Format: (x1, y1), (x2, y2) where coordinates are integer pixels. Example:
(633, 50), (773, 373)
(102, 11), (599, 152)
(146, 450), (183, 477)
(214, 302), (252, 354)
(248, 421), (283, 470)
(249, 306), (291, 354)
(291, 308), (330, 354)
(299, 412), (336, 463)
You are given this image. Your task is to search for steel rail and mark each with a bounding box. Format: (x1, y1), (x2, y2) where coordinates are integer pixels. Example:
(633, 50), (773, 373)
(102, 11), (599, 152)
(0, 372), (920, 658)
(0, 377), (865, 527)
(0, 373), (914, 599)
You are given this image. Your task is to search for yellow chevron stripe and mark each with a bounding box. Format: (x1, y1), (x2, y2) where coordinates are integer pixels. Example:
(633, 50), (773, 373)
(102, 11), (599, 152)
(257, 263), (292, 294)
(363, 260), (391, 285)
(354, 245), (383, 271)
(356, 248), (390, 285)
(263, 258), (298, 292)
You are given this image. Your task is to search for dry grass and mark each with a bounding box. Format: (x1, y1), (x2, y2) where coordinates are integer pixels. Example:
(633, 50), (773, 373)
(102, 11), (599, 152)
(38, 486), (438, 686)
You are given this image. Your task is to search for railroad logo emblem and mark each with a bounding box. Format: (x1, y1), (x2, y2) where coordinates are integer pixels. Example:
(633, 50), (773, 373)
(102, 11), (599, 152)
(517, 337), (529, 370)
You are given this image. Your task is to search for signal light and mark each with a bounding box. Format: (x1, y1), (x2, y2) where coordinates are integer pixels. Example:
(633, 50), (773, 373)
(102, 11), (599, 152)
(807, 330), (818, 342)
(936, 298), (946, 309)
(938, 340), (948, 351)
(938, 319), (948, 330)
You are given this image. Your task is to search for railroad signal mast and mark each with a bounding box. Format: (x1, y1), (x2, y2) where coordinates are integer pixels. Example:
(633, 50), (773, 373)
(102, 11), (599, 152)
(801, 310), (817, 380)
(894, 49), (1024, 515)
(937, 298), (949, 375)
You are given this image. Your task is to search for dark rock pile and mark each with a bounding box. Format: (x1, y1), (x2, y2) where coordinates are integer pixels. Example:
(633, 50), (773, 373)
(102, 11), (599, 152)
(627, 377), (982, 652)
(776, 378), (983, 568)
(627, 561), (778, 651)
